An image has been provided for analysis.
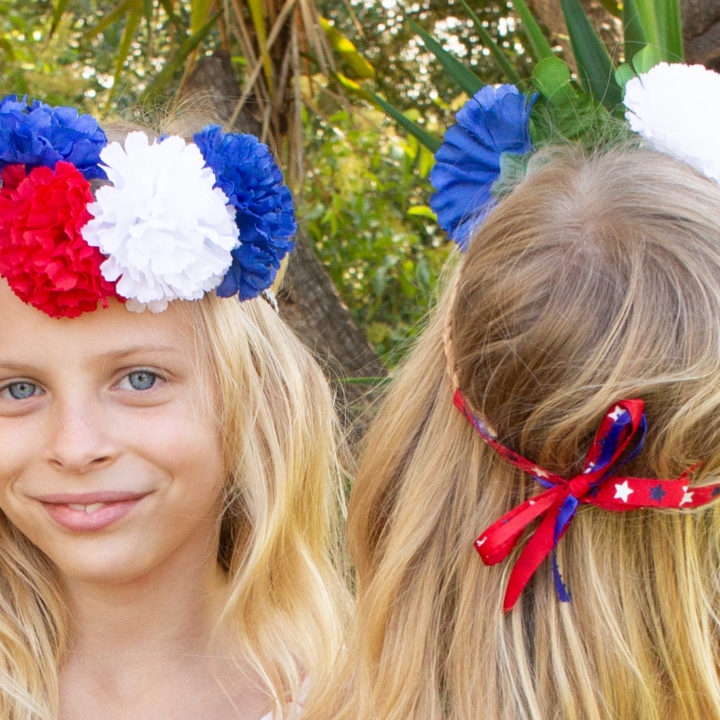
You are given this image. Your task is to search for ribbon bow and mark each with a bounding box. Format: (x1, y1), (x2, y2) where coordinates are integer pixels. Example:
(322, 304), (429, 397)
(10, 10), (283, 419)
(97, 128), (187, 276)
(454, 392), (713, 612)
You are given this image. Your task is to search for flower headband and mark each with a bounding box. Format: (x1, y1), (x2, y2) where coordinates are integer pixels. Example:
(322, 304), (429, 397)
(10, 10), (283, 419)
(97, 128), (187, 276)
(434, 64), (720, 611)
(430, 62), (720, 251)
(0, 96), (296, 318)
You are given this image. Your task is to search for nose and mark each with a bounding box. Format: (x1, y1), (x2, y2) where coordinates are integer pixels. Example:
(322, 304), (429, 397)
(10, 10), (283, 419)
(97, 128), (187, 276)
(46, 397), (118, 474)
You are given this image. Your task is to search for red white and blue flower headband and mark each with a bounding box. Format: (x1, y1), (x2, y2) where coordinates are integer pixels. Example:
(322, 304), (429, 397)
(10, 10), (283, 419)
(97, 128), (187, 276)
(430, 62), (720, 252)
(0, 95), (296, 318)
(435, 63), (720, 612)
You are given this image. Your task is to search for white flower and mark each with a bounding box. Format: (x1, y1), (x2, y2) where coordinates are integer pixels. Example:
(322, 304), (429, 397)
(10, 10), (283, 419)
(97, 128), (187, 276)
(82, 131), (239, 312)
(624, 62), (720, 184)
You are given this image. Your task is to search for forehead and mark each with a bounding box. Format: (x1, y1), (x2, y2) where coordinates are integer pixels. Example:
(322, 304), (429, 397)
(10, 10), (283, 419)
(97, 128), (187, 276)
(0, 278), (199, 361)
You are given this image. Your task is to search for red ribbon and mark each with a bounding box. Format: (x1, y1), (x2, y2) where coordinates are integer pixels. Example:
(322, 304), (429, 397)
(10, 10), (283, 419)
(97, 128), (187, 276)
(454, 393), (712, 612)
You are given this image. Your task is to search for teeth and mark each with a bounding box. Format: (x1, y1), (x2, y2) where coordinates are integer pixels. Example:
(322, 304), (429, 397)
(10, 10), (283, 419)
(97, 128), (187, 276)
(67, 503), (106, 514)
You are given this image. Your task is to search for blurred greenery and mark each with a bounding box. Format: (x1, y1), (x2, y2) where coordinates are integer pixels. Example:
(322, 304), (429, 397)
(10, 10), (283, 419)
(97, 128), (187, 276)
(303, 105), (449, 361)
(0, 0), (546, 364)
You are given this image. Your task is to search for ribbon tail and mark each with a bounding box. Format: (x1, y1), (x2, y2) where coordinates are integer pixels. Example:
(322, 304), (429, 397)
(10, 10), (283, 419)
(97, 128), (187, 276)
(502, 507), (559, 612)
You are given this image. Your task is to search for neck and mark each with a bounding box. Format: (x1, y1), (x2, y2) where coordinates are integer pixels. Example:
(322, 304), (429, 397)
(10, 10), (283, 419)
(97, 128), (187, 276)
(63, 537), (229, 661)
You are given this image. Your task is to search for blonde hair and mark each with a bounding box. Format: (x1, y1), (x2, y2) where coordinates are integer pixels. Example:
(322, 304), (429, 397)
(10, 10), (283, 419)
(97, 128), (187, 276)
(310, 145), (720, 720)
(0, 294), (349, 719)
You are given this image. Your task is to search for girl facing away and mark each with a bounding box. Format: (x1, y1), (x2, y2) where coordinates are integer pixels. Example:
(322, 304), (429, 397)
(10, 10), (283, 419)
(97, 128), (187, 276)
(0, 97), (348, 719)
(306, 64), (720, 720)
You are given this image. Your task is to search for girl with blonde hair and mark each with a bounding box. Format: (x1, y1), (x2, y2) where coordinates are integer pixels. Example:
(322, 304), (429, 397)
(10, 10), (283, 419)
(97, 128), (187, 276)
(307, 63), (720, 720)
(0, 96), (348, 719)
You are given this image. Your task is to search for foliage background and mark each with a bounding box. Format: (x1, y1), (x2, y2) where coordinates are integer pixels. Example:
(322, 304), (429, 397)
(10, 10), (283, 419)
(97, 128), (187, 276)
(0, 0), (529, 363)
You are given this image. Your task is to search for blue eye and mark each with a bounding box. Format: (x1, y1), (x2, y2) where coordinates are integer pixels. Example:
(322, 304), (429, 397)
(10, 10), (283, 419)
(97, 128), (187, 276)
(126, 371), (158, 391)
(5, 381), (40, 400)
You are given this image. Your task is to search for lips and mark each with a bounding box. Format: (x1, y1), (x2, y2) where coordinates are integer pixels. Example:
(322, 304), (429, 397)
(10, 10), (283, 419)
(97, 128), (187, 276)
(35, 491), (150, 532)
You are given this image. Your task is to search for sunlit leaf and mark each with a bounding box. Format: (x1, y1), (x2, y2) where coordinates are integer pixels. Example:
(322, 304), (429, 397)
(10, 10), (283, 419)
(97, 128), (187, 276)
(247, 0), (271, 89)
(407, 205), (436, 220)
(320, 16), (375, 79)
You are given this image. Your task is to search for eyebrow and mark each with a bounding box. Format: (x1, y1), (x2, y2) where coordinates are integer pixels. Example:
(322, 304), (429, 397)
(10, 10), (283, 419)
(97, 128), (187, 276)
(100, 345), (181, 361)
(0, 345), (182, 371)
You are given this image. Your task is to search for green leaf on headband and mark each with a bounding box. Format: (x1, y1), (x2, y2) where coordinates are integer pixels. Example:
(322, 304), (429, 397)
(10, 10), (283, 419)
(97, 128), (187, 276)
(615, 62), (636, 90)
(532, 57), (574, 104)
(410, 20), (483, 97)
(631, 44), (663, 74)
(458, 0), (523, 86)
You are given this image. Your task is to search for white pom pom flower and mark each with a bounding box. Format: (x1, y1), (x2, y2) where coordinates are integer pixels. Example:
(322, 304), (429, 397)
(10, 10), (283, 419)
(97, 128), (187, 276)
(82, 131), (239, 312)
(624, 62), (720, 184)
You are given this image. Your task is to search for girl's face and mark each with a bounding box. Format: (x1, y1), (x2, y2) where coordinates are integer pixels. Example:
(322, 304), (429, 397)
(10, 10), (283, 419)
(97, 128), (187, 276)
(0, 280), (225, 585)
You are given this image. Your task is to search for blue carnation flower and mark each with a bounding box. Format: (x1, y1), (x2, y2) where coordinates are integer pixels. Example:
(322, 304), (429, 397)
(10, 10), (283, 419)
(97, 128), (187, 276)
(430, 85), (535, 251)
(194, 125), (296, 301)
(0, 95), (107, 180)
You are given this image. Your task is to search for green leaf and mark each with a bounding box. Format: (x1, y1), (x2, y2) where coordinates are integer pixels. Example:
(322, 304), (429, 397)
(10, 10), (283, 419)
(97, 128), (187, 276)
(531, 56), (574, 103)
(190, 0), (212, 35)
(614, 61), (635, 89)
(140, 11), (219, 102)
(622, 0), (646, 59)
(333, 72), (376, 103)
(511, 0), (555, 63)
(0, 36), (14, 61)
(49, 0), (69, 39)
(407, 205), (436, 220)
(632, 0), (683, 61)
(157, 0), (186, 31)
(247, 0), (271, 88)
(655, 0), (684, 61)
(80, 0), (135, 42)
(410, 20), (482, 96)
(560, 0), (622, 110)
(366, 88), (441, 152)
(105, 7), (142, 109)
(631, 44), (662, 74)
(320, 17), (375, 80)
(458, 0), (522, 86)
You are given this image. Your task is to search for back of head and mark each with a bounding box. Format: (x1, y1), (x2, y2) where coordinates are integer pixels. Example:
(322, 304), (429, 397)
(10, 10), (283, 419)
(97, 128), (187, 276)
(337, 145), (720, 720)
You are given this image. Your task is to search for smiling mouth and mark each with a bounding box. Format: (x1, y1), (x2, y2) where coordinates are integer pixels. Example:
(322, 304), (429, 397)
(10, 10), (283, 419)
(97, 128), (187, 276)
(38, 494), (149, 532)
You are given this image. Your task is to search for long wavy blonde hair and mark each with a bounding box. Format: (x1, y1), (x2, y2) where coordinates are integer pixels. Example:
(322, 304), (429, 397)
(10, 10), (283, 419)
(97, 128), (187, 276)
(0, 294), (349, 719)
(307, 144), (720, 720)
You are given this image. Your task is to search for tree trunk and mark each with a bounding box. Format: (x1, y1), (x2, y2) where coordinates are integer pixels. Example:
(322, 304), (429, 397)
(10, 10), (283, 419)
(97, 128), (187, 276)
(683, 0), (720, 67)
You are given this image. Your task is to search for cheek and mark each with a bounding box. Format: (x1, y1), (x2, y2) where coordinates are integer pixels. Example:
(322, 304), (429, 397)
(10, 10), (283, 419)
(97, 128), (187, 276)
(0, 416), (45, 488)
(126, 407), (224, 490)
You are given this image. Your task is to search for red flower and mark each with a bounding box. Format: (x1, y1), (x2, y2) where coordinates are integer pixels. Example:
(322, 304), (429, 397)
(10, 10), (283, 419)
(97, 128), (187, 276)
(0, 161), (119, 318)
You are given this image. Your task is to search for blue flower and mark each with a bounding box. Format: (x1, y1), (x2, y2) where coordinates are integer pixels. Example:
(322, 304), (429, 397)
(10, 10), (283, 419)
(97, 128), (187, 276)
(430, 85), (535, 251)
(0, 95), (107, 180)
(194, 125), (296, 301)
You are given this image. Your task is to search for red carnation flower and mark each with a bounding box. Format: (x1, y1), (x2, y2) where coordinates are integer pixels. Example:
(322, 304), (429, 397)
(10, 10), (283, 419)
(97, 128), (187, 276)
(0, 161), (119, 318)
